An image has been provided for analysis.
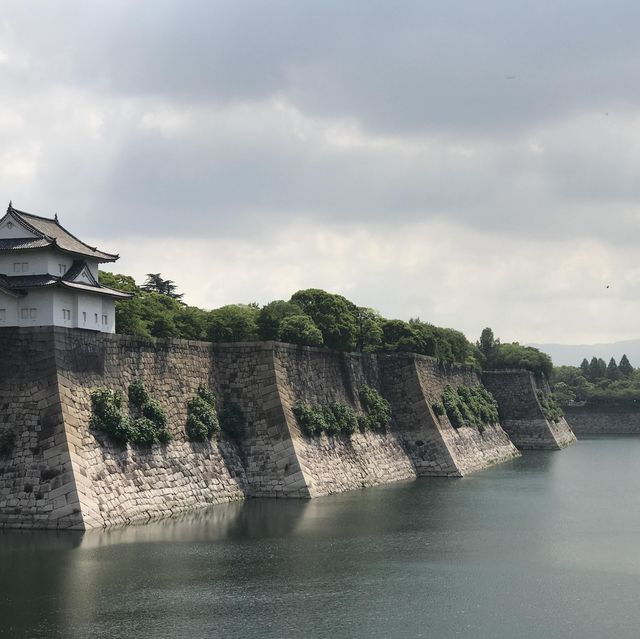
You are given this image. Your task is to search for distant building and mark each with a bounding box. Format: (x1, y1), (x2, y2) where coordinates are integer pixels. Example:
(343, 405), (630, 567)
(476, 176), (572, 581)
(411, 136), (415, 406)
(0, 203), (131, 333)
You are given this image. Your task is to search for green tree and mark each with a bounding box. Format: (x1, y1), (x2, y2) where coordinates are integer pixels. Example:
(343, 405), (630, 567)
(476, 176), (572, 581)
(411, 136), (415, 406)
(579, 358), (590, 377)
(488, 342), (553, 378)
(207, 304), (260, 342)
(141, 273), (184, 300)
(478, 327), (499, 358)
(278, 315), (324, 347)
(606, 357), (621, 381)
(256, 300), (303, 340)
(619, 354), (634, 377)
(289, 289), (358, 351)
(588, 356), (607, 380)
(355, 307), (384, 351)
(552, 381), (576, 404)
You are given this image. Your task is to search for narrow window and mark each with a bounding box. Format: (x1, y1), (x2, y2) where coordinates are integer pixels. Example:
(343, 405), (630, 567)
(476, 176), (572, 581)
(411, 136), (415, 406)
(13, 263), (20, 273)
(82, 311), (86, 323)
(0, 309), (5, 322)
(20, 308), (28, 319)
(29, 308), (37, 319)
(21, 263), (28, 273)
(94, 313), (98, 323)
(102, 314), (108, 325)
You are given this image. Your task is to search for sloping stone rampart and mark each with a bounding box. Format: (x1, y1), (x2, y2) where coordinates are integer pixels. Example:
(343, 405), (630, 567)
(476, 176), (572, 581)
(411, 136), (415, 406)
(0, 328), (574, 529)
(482, 370), (576, 449)
(272, 345), (416, 496)
(0, 328), (83, 529)
(379, 354), (519, 476)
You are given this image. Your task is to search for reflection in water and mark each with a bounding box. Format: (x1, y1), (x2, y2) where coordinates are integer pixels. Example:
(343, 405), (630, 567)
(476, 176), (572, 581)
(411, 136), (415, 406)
(3, 439), (640, 638)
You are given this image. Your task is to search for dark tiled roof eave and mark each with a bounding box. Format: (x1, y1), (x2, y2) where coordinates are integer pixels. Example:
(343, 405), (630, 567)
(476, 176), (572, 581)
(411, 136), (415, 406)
(0, 238), (52, 251)
(0, 274), (133, 299)
(3, 205), (119, 262)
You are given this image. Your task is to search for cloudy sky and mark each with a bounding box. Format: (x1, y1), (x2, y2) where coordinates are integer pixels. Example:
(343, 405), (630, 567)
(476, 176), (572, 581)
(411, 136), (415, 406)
(1, 1), (639, 344)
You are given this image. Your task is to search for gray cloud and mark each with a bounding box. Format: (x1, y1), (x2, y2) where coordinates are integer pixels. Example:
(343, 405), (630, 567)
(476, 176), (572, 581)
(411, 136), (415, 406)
(0, 1), (639, 341)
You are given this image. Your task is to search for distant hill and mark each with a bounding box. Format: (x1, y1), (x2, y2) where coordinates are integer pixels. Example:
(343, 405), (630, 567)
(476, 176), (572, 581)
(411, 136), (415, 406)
(528, 339), (640, 368)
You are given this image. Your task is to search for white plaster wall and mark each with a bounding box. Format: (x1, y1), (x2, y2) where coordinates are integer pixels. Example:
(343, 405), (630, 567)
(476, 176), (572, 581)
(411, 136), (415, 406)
(0, 250), (55, 276)
(52, 290), (75, 329)
(46, 251), (73, 277)
(86, 259), (99, 279)
(17, 289), (54, 327)
(0, 292), (18, 326)
(75, 293), (103, 331)
(101, 298), (116, 333)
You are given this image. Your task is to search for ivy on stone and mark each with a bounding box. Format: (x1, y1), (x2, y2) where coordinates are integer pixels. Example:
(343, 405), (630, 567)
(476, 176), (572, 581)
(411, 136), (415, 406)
(186, 385), (220, 442)
(293, 386), (390, 438)
(441, 385), (499, 432)
(536, 390), (564, 423)
(91, 381), (171, 446)
(293, 401), (359, 437)
(358, 385), (391, 431)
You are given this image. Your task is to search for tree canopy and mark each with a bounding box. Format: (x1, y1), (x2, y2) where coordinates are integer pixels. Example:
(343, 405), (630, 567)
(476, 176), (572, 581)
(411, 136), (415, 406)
(551, 353), (639, 404)
(100, 273), (543, 371)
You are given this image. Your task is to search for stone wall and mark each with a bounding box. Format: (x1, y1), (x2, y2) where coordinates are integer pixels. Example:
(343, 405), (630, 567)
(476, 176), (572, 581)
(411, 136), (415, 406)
(0, 328), (83, 529)
(272, 344), (417, 496)
(0, 328), (574, 529)
(379, 354), (519, 476)
(564, 404), (640, 435)
(482, 370), (576, 449)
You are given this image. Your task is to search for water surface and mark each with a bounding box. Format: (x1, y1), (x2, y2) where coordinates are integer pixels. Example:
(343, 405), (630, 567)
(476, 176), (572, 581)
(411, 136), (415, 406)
(2, 437), (639, 638)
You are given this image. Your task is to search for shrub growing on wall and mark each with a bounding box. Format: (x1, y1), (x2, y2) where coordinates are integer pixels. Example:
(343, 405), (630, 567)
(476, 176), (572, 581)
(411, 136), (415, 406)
(186, 385), (220, 442)
(536, 390), (564, 423)
(440, 385), (499, 432)
(358, 385), (392, 431)
(292, 401), (359, 437)
(128, 378), (150, 407)
(91, 381), (171, 446)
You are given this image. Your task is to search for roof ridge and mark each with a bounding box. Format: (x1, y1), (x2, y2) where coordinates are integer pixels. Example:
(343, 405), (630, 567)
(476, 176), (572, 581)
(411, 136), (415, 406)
(8, 204), (119, 261)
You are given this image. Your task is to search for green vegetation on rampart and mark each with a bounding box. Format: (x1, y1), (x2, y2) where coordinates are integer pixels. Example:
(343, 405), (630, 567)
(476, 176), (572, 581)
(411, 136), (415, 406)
(90, 380), (171, 445)
(437, 384), (500, 432)
(293, 385), (391, 437)
(536, 390), (564, 422)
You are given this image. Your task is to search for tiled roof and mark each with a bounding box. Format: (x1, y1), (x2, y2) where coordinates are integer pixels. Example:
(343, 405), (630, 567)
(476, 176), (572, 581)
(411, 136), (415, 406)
(0, 238), (51, 250)
(0, 204), (119, 262)
(0, 264), (132, 300)
(0, 273), (57, 288)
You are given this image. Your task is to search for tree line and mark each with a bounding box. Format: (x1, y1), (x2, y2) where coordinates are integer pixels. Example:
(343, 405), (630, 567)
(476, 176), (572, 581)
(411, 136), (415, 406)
(552, 354), (640, 404)
(99, 272), (552, 375)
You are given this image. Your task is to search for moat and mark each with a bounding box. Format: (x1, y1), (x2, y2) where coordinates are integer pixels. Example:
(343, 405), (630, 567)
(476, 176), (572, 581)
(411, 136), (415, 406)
(1, 436), (638, 639)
